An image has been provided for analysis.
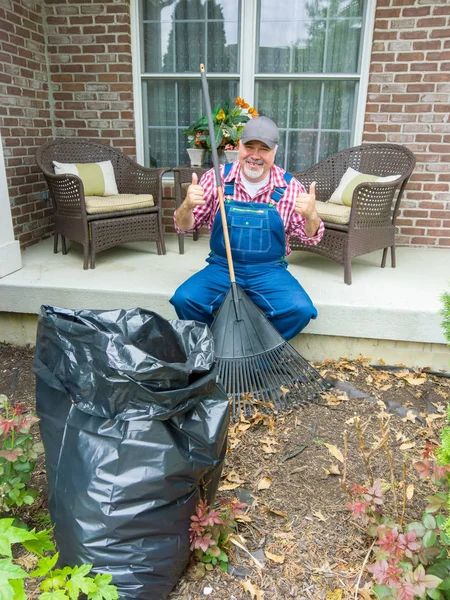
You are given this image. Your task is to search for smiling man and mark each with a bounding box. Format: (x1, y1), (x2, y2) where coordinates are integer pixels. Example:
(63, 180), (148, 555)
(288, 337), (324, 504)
(171, 116), (324, 340)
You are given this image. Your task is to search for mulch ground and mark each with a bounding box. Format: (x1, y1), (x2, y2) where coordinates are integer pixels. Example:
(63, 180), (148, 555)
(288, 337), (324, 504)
(1, 343), (449, 600)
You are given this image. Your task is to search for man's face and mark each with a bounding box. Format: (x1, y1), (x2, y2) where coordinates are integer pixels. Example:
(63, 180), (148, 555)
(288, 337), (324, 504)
(238, 140), (276, 182)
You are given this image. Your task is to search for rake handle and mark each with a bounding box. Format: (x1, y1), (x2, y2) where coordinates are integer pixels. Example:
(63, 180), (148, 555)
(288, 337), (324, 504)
(200, 64), (236, 284)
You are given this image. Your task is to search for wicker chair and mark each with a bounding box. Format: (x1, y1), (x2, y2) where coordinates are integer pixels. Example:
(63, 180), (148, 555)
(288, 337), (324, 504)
(291, 143), (416, 285)
(36, 139), (168, 269)
(173, 166), (210, 253)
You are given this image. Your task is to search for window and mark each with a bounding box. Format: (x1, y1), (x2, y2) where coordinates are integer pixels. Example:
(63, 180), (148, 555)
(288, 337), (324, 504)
(137, 0), (369, 171)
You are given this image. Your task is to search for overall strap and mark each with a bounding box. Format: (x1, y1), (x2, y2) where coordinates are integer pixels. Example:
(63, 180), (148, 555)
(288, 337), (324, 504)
(223, 162), (234, 196)
(270, 172), (293, 203)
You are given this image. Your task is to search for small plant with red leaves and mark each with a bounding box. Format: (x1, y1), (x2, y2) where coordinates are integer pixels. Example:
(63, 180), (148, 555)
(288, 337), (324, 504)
(0, 394), (43, 513)
(189, 496), (247, 577)
(344, 415), (450, 599)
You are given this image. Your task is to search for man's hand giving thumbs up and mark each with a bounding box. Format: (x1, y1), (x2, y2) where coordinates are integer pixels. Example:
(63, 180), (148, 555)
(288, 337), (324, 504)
(175, 172), (205, 232)
(295, 182), (321, 238)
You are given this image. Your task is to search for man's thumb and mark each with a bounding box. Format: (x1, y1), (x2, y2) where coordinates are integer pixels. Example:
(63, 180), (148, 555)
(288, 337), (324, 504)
(310, 181), (316, 198)
(192, 172), (198, 186)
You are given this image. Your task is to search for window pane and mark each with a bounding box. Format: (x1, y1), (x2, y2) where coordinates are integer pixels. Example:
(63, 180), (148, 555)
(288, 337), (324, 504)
(274, 130), (286, 168)
(143, 78), (238, 167)
(322, 80), (356, 130)
(325, 18), (362, 73)
(148, 128), (177, 168)
(328, 0), (363, 18)
(288, 131), (318, 172)
(143, 0), (238, 74)
(145, 80), (177, 126)
(208, 22), (238, 72)
(291, 81), (321, 129)
(258, 20), (325, 74)
(319, 131), (351, 161)
(255, 81), (289, 127)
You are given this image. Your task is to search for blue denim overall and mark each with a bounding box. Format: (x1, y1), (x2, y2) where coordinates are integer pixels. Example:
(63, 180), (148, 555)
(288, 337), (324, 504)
(170, 164), (317, 340)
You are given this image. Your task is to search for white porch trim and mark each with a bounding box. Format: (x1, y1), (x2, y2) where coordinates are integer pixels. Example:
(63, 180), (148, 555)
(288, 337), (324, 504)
(0, 135), (22, 278)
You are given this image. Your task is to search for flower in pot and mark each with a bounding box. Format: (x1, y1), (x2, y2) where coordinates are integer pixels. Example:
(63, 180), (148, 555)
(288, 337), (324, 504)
(184, 98), (259, 165)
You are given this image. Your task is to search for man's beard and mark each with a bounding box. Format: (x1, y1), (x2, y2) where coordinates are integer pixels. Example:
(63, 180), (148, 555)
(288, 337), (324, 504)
(243, 159), (264, 180)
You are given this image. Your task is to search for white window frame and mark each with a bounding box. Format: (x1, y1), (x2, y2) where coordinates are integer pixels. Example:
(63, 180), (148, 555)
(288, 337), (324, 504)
(131, 0), (375, 166)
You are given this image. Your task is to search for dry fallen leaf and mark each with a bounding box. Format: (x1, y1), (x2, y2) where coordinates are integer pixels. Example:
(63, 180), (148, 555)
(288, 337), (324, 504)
(399, 442), (415, 450)
(280, 385), (290, 397)
(224, 470), (245, 484)
(402, 410), (418, 424)
(325, 589), (343, 600)
(406, 483), (414, 500)
(404, 375), (427, 386)
(257, 476), (272, 490)
(324, 443), (344, 463)
(264, 549), (285, 563)
(312, 510), (327, 522)
(218, 483), (242, 491)
(324, 464), (341, 476)
(262, 506), (289, 519)
(240, 580), (263, 600)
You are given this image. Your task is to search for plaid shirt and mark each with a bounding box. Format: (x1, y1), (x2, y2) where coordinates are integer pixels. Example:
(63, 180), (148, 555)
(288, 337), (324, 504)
(174, 162), (324, 255)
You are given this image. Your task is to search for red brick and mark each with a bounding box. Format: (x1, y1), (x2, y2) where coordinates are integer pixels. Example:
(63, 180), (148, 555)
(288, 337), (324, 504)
(433, 6), (450, 16)
(416, 18), (447, 28)
(413, 41), (441, 51)
(397, 52), (424, 62)
(403, 6), (430, 17)
(411, 236), (436, 245)
(430, 29), (450, 39)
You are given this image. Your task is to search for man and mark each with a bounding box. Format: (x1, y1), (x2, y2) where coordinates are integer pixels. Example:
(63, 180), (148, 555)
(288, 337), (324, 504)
(171, 116), (324, 340)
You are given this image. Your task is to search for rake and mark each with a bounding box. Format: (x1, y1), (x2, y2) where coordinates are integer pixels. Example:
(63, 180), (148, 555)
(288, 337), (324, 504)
(200, 65), (331, 420)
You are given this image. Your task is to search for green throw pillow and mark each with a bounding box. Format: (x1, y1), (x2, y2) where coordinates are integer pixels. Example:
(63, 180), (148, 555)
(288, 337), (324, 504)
(53, 160), (118, 196)
(329, 167), (400, 207)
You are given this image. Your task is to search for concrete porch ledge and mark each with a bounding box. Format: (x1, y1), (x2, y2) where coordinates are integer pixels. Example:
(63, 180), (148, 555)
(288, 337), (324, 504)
(0, 235), (448, 370)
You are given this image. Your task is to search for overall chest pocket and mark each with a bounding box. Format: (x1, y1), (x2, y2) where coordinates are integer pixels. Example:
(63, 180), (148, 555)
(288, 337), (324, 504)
(228, 209), (272, 254)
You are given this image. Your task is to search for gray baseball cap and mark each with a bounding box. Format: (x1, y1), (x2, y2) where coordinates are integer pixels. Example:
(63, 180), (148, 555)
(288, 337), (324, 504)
(240, 116), (279, 149)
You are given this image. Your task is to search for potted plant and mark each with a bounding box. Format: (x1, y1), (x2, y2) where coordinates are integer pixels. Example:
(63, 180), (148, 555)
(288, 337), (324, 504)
(184, 97), (259, 166)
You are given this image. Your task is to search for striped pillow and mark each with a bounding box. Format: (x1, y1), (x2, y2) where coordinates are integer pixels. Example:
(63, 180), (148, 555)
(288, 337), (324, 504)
(329, 167), (400, 207)
(53, 160), (119, 196)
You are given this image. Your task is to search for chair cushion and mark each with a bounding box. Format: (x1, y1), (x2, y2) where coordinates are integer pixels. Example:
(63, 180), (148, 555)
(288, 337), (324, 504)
(85, 194), (154, 215)
(329, 167), (400, 207)
(315, 201), (351, 225)
(53, 160), (119, 196)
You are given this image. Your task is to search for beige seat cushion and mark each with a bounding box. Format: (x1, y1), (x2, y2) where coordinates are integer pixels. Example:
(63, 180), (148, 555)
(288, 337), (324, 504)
(85, 194), (154, 215)
(315, 200), (351, 225)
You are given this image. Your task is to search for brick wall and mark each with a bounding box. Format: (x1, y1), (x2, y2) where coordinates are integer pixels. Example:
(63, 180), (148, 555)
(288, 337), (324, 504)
(0, 0), (53, 248)
(364, 0), (450, 248)
(46, 0), (135, 154)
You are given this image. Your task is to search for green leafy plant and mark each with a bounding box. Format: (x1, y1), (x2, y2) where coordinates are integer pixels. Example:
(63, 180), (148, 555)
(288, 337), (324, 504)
(189, 497), (247, 578)
(0, 394), (43, 513)
(441, 290), (450, 347)
(0, 518), (119, 599)
(344, 414), (450, 600)
(183, 97), (258, 151)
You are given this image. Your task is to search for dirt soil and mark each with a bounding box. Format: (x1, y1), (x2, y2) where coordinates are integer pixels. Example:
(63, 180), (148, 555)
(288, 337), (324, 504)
(1, 343), (449, 600)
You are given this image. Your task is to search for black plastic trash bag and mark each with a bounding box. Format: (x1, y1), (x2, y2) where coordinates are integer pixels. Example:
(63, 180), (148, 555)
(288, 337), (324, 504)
(33, 305), (230, 600)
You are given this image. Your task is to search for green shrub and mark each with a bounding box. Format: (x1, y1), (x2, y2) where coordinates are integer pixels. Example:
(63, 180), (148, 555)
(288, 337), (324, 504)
(441, 290), (450, 346)
(0, 518), (119, 600)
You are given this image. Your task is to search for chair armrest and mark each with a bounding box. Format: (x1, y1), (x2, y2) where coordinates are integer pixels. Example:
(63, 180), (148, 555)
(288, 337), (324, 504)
(43, 172), (86, 215)
(349, 179), (402, 228)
